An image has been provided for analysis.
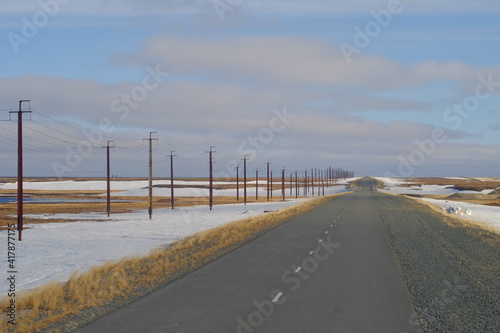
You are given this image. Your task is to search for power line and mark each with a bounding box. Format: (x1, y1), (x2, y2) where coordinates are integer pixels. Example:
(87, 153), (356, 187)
(1, 122), (77, 151)
(23, 123), (81, 147)
(30, 119), (85, 143)
(31, 109), (84, 133)
(0, 126), (64, 154)
(32, 109), (145, 143)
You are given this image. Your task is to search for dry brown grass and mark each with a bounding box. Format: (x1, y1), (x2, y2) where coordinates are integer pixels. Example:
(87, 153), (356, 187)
(402, 177), (500, 192)
(0, 192), (348, 333)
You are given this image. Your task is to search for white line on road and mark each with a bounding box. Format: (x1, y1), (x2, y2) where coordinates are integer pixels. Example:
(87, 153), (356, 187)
(294, 267), (302, 273)
(272, 292), (284, 303)
(309, 250), (314, 255)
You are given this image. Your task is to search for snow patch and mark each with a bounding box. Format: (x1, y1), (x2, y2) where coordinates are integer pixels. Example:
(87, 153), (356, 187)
(444, 206), (472, 216)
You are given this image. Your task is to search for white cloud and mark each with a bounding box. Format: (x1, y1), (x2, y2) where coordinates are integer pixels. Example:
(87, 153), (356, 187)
(129, 34), (500, 91)
(1, 74), (487, 177)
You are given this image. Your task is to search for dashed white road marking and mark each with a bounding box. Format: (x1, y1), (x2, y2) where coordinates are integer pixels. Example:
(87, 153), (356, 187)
(272, 292), (284, 303)
(294, 266), (302, 273)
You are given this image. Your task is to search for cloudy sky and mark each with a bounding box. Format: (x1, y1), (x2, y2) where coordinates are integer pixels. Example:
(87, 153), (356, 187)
(1, 0), (499, 178)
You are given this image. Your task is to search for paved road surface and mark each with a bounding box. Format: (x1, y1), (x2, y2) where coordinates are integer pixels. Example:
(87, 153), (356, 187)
(76, 178), (418, 332)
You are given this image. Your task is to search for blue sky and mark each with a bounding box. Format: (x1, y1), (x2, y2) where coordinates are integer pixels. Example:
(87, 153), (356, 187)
(0, 0), (499, 178)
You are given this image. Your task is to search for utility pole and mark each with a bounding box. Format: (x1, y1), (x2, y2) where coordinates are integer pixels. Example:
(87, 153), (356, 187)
(316, 168), (319, 195)
(208, 146), (215, 210)
(255, 169), (259, 201)
(281, 168), (286, 201)
(10, 100), (31, 241)
(144, 132), (158, 219)
(266, 160), (271, 201)
(168, 151), (176, 209)
(103, 140), (114, 217)
(270, 170), (273, 199)
(304, 169), (308, 197)
(311, 168), (314, 196)
(322, 173), (325, 196)
(242, 155), (248, 205)
(236, 164), (239, 201)
(289, 173), (292, 196)
(295, 171), (298, 198)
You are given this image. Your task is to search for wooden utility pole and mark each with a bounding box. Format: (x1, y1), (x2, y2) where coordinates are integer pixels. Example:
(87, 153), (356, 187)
(236, 165), (239, 201)
(208, 146), (215, 210)
(255, 169), (259, 201)
(311, 168), (314, 196)
(270, 170), (273, 199)
(295, 171), (298, 198)
(281, 168), (285, 201)
(10, 100), (31, 241)
(266, 160), (271, 201)
(144, 132), (158, 219)
(304, 169), (308, 196)
(168, 151), (176, 209)
(242, 155), (248, 205)
(103, 140), (114, 217)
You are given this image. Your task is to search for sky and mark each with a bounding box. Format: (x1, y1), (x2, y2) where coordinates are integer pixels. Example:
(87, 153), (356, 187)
(0, 0), (499, 178)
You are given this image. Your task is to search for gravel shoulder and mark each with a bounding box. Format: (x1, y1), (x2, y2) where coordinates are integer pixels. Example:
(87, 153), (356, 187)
(373, 191), (500, 333)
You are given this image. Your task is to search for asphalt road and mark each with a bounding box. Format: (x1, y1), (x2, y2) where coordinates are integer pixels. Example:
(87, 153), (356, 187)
(76, 178), (418, 333)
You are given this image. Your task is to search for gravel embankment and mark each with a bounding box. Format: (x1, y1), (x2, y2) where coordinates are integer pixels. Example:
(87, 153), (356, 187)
(373, 192), (500, 333)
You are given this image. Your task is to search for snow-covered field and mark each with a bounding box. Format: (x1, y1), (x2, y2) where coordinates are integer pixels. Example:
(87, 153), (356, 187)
(377, 177), (494, 195)
(0, 179), (349, 197)
(422, 198), (500, 231)
(0, 179), (353, 297)
(378, 177), (500, 233)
